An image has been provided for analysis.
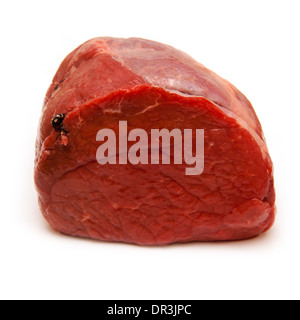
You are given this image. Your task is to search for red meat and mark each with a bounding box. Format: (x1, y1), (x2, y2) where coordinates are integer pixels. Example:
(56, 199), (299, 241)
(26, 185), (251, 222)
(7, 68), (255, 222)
(34, 37), (275, 245)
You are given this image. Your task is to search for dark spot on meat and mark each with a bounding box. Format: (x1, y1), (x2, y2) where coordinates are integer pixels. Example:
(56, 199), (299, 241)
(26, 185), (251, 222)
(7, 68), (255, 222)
(51, 113), (68, 134)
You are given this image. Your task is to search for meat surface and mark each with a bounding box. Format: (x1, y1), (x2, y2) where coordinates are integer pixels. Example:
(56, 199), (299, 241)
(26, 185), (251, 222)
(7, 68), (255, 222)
(34, 37), (276, 245)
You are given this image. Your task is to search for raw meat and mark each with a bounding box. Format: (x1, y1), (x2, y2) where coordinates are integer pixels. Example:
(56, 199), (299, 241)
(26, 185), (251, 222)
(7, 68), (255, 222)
(34, 37), (276, 245)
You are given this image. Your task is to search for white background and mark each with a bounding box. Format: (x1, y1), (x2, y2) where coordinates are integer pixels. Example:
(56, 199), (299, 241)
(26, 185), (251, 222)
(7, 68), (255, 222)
(0, 0), (299, 300)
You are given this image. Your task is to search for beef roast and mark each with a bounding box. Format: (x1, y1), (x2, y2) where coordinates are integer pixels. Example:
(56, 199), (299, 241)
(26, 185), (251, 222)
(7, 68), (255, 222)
(34, 37), (276, 245)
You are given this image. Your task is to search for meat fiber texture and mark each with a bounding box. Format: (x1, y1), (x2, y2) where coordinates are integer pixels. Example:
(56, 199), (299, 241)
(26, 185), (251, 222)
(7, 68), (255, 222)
(34, 37), (276, 245)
